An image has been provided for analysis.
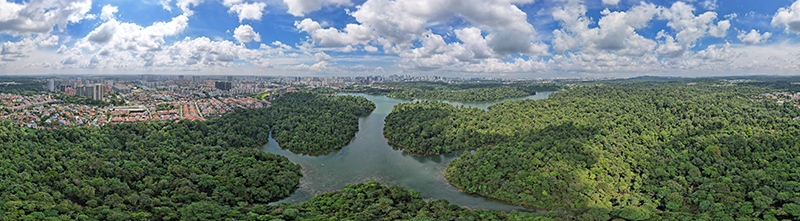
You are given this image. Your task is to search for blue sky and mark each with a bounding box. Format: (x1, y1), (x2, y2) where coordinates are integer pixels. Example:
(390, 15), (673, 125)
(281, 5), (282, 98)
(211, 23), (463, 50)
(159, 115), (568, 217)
(1, 0), (799, 78)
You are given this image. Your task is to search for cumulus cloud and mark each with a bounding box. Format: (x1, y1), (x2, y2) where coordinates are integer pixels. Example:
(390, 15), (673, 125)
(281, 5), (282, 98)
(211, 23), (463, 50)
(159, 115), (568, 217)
(364, 45), (378, 53)
(85, 13), (190, 52)
(659, 2), (730, 48)
(295, 18), (374, 47)
(352, 0), (543, 55)
(737, 29), (772, 45)
(602, 0), (620, 6)
(284, 0), (352, 17)
(293, 0), (547, 72)
(100, 5), (118, 21)
(177, 0), (203, 15)
(233, 24), (261, 43)
(700, 0), (717, 11)
(552, 2), (659, 56)
(227, 2), (267, 22)
(0, 0), (93, 35)
(695, 42), (739, 61)
(772, 0), (800, 33)
(1, 34), (58, 61)
(315, 52), (332, 62)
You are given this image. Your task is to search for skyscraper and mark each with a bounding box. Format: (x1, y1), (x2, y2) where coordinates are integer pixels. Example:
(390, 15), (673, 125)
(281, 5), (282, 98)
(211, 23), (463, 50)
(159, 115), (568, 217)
(215, 81), (232, 90)
(92, 84), (104, 101)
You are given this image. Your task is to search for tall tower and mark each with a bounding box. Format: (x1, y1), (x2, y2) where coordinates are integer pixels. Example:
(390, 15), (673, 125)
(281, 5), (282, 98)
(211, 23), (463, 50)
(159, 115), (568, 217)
(92, 84), (104, 100)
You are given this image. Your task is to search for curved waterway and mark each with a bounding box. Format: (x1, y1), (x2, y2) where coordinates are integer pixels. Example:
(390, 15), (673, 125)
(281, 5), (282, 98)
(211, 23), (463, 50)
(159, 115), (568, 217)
(262, 92), (553, 212)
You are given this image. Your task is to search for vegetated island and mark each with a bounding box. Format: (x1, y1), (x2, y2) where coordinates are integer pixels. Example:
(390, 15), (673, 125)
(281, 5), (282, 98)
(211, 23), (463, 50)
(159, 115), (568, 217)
(382, 81), (560, 102)
(385, 82), (800, 220)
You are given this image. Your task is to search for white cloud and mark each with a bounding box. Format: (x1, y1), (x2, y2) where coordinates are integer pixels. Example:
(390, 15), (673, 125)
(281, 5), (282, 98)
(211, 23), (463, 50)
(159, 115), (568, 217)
(602, 0), (620, 6)
(454, 27), (494, 60)
(283, 0), (352, 17)
(1, 34), (58, 61)
(724, 13), (738, 20)
(295, 0), (546, 61)
(552, 2), (659, 56)
(100, 5), (118, 21)
(695, 42), (739, 61)
(233, 24), (261, 43)
(56, 45), (68, 54)
(160, 0), (173, 11)
(364, 45), (378, 53)
(772, 0), (800, 33)
(177, 0), (203, 15)
(315, 52), (332, 62)
(656, 31), (685, 58)
(737, 29), (772, 45)
(85, 14), (190, 52)
(0, 0), (93, 35)
(700, 0), (717, 11)
(295, 18), (374, 47)
(658, 2), (730, 55)
(338, 45), (356, 53)
(228, 2), (267, 22)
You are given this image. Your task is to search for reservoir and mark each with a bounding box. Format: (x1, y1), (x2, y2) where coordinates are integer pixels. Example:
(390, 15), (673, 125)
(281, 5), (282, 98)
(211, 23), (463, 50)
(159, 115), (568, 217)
(262, 92), (552, 211)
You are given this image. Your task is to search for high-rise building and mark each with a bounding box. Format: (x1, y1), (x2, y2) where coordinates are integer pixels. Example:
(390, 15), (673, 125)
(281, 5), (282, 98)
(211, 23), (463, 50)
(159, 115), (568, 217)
(92, 84), (104, 101)
(215, 81), (232, 91)
(47, 79), (54, 91)
(227, 76), (234, 82)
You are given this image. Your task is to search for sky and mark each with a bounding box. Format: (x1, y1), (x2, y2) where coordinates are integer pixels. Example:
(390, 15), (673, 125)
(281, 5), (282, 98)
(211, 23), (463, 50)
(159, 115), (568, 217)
(1, 0), (800, 78)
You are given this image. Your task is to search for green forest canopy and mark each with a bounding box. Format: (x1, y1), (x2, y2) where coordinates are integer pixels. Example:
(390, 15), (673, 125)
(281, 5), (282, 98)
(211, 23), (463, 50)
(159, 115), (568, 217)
(385, 83), (800, 220)
(0, 91), (376, 220)
(257, 181), (552, 221)
(382, 82), (560, 102)
(270, 92), (375, 154)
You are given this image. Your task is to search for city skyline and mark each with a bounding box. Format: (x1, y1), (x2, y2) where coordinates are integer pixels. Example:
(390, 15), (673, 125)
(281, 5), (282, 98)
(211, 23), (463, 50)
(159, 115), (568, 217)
(1, 0), (800, 78)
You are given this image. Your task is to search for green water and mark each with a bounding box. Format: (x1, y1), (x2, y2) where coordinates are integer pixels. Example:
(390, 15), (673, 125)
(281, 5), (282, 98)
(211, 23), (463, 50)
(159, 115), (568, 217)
(262, 92), (553, 212)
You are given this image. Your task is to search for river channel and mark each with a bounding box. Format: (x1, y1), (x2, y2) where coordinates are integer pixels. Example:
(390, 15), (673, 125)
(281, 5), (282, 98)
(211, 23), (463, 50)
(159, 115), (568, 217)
(262, 92), (553, 212)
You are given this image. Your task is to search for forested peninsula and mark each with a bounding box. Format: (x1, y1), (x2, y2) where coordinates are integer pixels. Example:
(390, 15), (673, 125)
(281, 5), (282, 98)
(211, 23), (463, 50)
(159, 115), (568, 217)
(385, 83), (800, 220)
(270, 92), (375, 154)
(0, 91), (374, 220)
(383, 82), (560, 102)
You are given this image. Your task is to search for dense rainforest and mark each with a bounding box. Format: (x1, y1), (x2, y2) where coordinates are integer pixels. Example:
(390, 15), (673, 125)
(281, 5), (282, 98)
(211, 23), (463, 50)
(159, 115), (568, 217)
(0, 108), (301, 220)
(385, 83), (800, 220)
(0, 78), (45, 95)
(256, 181), (552, 221)
(383, 82), (560, 102)
(270, 92), (375, 154)
(0, 91), (376, 220)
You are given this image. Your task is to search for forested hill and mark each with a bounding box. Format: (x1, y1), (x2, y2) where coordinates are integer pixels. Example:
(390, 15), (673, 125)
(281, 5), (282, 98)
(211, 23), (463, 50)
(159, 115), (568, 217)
(383, 82), (560, 102)
(270, 92), (376, 153)
(386, 84), (800, 220)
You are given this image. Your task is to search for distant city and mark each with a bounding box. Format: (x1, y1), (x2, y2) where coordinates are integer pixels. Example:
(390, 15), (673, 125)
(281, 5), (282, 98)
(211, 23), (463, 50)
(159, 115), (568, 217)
(0, 74), (624, 130)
